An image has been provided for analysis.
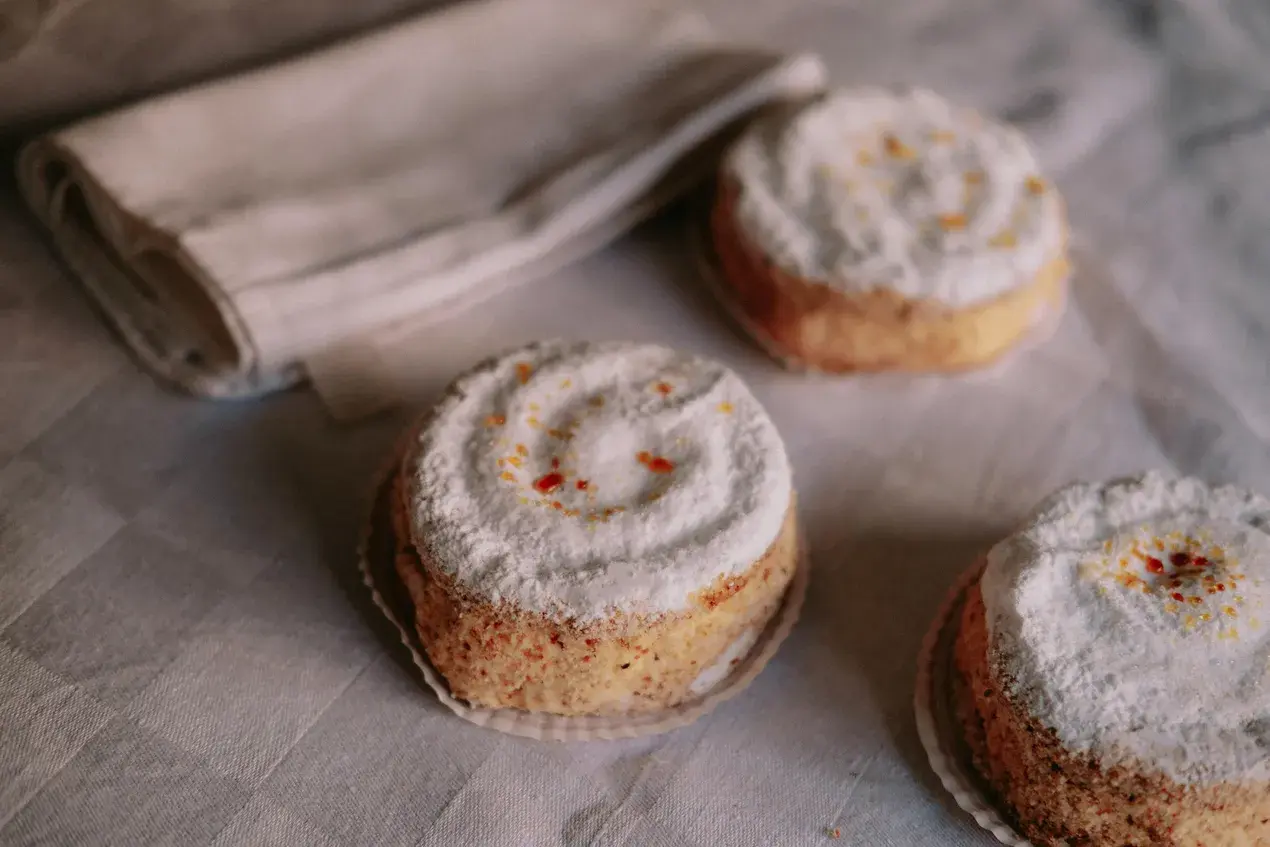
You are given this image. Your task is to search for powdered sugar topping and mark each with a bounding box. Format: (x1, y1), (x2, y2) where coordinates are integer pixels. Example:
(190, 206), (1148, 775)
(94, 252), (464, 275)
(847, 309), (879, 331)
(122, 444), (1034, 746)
(407, 340), (792, 622)
(981, 471), (1270, 784)
(725, 87), (1065, 307)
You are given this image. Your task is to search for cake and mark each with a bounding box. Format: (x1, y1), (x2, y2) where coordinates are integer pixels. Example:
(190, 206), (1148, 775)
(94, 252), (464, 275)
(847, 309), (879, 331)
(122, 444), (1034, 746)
(953, 471), (1270, 846)
(712, 87), (1069, 372)
(391, 340), (799, 716)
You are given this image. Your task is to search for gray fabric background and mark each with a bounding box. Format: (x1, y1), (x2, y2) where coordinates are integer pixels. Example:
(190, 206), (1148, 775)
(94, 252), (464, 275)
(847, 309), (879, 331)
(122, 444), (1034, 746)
(3, 1), (1270, 845)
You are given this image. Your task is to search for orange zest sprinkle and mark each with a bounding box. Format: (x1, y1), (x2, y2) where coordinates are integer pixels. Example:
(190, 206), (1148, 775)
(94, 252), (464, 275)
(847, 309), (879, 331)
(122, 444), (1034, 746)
(1025, 175), (1046, 195)
(485, 414), (506, 427)
(938, 212), (968, 231)
(533, 473), (564, 494)
(717, 402), (734, 414)
(516, 444), (529, 456)
(989, 230), (1017, 249)
(636, 452), (675, 473)
(516, 362), (533, 384)
(882, 133), (915, 159)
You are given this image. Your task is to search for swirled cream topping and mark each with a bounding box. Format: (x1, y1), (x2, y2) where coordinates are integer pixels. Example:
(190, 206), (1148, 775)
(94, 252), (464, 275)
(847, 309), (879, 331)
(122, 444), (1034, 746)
(406, 341), (792, 621)
(981, 472), (1270, 784)
(725, 87), (1065, 307)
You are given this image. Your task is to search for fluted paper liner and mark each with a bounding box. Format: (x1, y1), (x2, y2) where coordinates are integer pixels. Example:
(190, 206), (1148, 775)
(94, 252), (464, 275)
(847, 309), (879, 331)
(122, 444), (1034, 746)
(686, 186), (1071, 378)
(358, 445), (809, 741)
(914, 559), (1033, 846)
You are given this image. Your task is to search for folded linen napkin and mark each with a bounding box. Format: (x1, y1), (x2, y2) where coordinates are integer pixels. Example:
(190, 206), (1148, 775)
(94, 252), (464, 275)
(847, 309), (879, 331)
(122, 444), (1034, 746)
(16, 0), (826, 411)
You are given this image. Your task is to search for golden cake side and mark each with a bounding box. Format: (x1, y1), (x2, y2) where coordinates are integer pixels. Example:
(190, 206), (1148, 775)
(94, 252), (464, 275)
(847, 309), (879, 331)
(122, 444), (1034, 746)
(711, 177), (1068, 372)
(392, 466), (798, 716)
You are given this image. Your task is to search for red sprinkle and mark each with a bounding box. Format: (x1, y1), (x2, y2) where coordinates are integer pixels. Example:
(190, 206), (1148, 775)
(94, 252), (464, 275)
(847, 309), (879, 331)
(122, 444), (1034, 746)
(551, 457), (560, 470)
(1194, 556), (1211, 568)
(576, 479), (589, 491)
(1169, 552), (1191, 568)
(1171, 592), (1185, 602)
(654, 381), (673, 396)
(1145, 557), (1165, 574)
(533, 472), (564, 494)
(637, 451), (675, 474)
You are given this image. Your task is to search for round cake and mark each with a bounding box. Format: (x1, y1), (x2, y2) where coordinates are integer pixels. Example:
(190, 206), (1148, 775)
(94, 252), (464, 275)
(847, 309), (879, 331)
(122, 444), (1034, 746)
(392, 340), (799, 716)
(953, 471), (1270, 846)
(712, 86), (1069, 372)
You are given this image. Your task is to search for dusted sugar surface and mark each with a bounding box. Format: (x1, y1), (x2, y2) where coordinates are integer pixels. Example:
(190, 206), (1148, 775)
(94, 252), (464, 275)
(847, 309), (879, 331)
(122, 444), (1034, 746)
(980, 471), (1270, 784)
(725, 87), (1065, 307)
(406, 340), (792, 622)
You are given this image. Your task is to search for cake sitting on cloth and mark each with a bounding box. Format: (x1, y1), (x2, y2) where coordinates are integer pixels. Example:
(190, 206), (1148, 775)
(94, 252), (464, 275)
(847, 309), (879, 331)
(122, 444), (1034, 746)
(15, 0), (825, 415)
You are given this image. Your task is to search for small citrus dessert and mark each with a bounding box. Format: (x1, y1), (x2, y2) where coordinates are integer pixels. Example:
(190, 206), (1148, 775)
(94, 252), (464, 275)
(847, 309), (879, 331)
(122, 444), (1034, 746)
(954, 472), (1270, 845)
(713, 86), (1068, 371)
(392, 340), (798, 716)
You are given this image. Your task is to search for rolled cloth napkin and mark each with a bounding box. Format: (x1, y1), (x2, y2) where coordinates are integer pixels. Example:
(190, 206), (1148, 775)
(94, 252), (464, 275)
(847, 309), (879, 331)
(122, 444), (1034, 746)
(16, 0), (827, 414)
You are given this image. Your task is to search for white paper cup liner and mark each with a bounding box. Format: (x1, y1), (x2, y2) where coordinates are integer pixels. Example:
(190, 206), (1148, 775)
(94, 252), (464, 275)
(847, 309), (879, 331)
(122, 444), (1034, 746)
(914, 559), (1034, 846)
(358, 449), (810, 742)
(685, 186), (1072, 380)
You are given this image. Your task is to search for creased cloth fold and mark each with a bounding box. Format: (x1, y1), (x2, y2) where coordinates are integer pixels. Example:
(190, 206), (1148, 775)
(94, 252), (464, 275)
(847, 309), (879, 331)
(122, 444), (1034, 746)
(16, 0), (826, 407)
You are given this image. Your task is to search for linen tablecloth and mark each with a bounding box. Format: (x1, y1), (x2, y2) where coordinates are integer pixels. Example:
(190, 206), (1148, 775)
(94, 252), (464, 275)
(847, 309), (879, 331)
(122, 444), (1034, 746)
(3, 0), (1269, 845)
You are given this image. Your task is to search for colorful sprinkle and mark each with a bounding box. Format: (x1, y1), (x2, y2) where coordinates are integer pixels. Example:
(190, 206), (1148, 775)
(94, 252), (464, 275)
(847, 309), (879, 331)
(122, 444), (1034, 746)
(533, 473), (564, 494)
(989, 230), (1017, 249)
(883, 134), (915, 159)
(637, 452), (675, 474)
